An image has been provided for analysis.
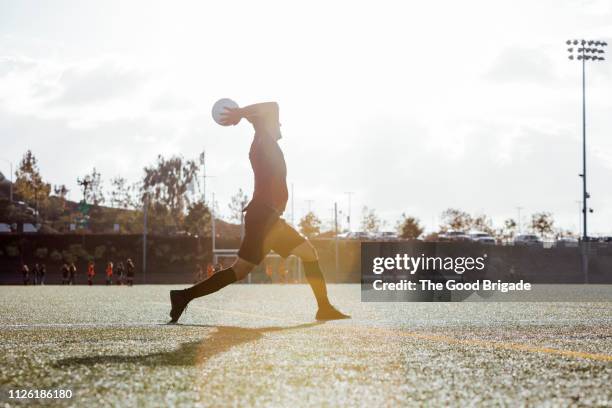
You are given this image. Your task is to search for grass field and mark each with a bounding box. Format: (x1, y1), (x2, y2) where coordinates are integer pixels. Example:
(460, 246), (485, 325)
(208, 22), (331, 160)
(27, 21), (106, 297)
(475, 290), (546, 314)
(1, 284), (611, 407)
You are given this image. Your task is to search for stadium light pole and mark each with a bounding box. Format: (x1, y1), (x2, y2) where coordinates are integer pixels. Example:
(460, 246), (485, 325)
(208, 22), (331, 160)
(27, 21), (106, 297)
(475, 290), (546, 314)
(199, 150), (206, 204)
(305, 200), (314, 213)
(575, 200), (582, 237)
(143, 193), (148, 284)
(344, 192), (354, 232)
(566, 39), (607, 241)
(334, 202), (339, 273)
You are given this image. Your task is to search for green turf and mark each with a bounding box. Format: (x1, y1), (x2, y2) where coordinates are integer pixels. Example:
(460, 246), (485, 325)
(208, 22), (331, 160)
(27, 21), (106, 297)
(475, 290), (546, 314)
(1, 285), (611, 407)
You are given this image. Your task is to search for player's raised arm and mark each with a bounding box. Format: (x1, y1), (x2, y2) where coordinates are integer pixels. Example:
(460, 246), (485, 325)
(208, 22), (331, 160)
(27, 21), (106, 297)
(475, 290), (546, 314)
(220, 102), (279, 126)
(240, 102), (279, 120)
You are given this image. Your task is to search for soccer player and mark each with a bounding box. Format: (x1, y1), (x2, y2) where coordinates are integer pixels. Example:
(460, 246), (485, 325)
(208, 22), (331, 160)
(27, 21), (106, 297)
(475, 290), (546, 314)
(21, 263), (30, 285)
(169, 102), (349, 323)
(116, 261), (125, 285)
(87, 261), (95, 286)
(61, 262), (70, 285)
(39, 263), (46, 285)
(68, 262), (77, 285)
(33, 263), (40, 285)
(126, 258), (135, 286)
(105, 261), (113, 285)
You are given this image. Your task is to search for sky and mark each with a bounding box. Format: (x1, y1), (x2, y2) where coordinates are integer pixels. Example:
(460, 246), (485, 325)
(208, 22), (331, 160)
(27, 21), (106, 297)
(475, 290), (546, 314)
(1, 0), (611, 234)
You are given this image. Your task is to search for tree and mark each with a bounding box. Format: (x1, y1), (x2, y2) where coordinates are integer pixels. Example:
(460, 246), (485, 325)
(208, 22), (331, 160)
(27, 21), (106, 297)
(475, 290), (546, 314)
(52, 184), (69, 211)
(228, 188), (249, 222)
(530, 212), (554, 238)
(440, 208), (472, 232)
(53, 184), (69, 200)
(499, 218), (518, 242)
(554, 228), (577, 239)
(361, 206), (381, 233)
(184, 200), (212, 236)
(397, 214), (424, 239)
(109, 176), (134, 209)
(14, 150), (51, 214)
(299, 211), (322, 238)
(77, 168), (105, 206)
(142, 155), (199, 227)
(471, 214), (495, 235)
(45, 184), (70, 221)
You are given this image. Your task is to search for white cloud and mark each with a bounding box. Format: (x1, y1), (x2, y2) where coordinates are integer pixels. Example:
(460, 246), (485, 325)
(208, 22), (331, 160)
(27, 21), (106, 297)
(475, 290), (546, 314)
(485, 47), (558, 84)
(52, 59), (146, 105)
(1, 0), (612, 233)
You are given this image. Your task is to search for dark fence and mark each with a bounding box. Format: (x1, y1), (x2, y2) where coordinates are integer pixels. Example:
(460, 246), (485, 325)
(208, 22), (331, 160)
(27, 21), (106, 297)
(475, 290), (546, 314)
(1, 235), (610, 284)
(0, 234), (208, 284)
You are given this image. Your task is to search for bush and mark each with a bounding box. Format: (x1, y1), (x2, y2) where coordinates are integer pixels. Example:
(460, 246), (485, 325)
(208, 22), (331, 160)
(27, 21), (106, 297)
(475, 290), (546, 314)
(62, 250), (76, 264)
(5, 246), (19, 257)
(94, 245), (107, 260)
(155, 244), (171, 259)
(50, 250), (63, 262)
(35, 247), (49, 259)
(68, 244), (89, 261)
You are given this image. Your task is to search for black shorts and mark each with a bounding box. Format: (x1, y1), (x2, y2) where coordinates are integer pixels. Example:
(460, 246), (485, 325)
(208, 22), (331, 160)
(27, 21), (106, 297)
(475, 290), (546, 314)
(238, 202), (305, 265)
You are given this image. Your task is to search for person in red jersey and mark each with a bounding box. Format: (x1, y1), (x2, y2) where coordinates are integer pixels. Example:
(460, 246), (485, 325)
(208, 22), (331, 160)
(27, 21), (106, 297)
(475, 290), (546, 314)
(106, 262), (113, 285)
(87, 261), (95, 286)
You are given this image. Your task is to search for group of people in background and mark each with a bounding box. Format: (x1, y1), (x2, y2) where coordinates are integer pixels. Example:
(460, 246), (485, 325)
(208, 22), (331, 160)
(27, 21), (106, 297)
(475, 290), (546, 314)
(20, 258), (135, 286)
(20, 263), (48, 285)
(83, 258), (135, 286)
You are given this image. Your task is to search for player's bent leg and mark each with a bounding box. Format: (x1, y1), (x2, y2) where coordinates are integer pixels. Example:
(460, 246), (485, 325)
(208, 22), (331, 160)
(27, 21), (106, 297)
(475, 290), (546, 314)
(290, 240), (350, 321)
(290, 240), (319, 262)
(232, 257), (257, 281)
(169, 257), (256, 323)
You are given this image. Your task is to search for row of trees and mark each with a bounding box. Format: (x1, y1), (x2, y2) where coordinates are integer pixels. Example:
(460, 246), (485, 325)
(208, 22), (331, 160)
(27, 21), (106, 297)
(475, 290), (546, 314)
(434, 208), (560, 241)
(5, 150), (283, 236)
(4, 150), (567, 240)
(4, 150), (213, 235)
(297, 207), (563, 241)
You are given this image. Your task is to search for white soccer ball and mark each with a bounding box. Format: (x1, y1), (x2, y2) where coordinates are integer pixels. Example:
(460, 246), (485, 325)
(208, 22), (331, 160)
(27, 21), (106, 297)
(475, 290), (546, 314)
(211, 98), (239, 126)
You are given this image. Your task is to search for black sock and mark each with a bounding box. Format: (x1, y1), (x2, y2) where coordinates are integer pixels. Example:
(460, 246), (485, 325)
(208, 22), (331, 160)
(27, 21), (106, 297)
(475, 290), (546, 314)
(184, 268), (237, 301)
(303, 261), (331, 308)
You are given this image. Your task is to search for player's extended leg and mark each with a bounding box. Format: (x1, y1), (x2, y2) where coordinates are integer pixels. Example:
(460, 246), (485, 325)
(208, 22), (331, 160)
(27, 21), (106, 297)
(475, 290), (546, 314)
(169, 258), (255, 323)
(291, 240), (350, 320)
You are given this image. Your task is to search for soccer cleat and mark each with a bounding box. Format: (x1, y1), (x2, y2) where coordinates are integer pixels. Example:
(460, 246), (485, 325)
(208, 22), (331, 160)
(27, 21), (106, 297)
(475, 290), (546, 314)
(169, 290), (189, 323)
(315, 304), (350, 321)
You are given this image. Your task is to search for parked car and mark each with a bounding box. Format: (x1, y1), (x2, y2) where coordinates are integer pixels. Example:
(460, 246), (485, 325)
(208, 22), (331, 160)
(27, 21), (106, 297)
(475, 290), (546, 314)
(556, 237), (579, 248)
(467, 231), (490, 241)
(439, 230), (471, 242)
(339, 231), (375, 240)
(475, 236), (496, 245)
(375, 231), (399, 241)
(514, 234), (542, 246)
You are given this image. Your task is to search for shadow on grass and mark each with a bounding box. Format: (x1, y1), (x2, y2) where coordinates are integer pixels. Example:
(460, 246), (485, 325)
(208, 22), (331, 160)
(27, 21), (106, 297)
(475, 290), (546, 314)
(54, 322), (323, 368)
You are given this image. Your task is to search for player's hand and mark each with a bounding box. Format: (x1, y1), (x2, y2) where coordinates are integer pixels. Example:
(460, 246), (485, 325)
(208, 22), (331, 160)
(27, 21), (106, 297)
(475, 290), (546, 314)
(220, 107), (242, 126)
